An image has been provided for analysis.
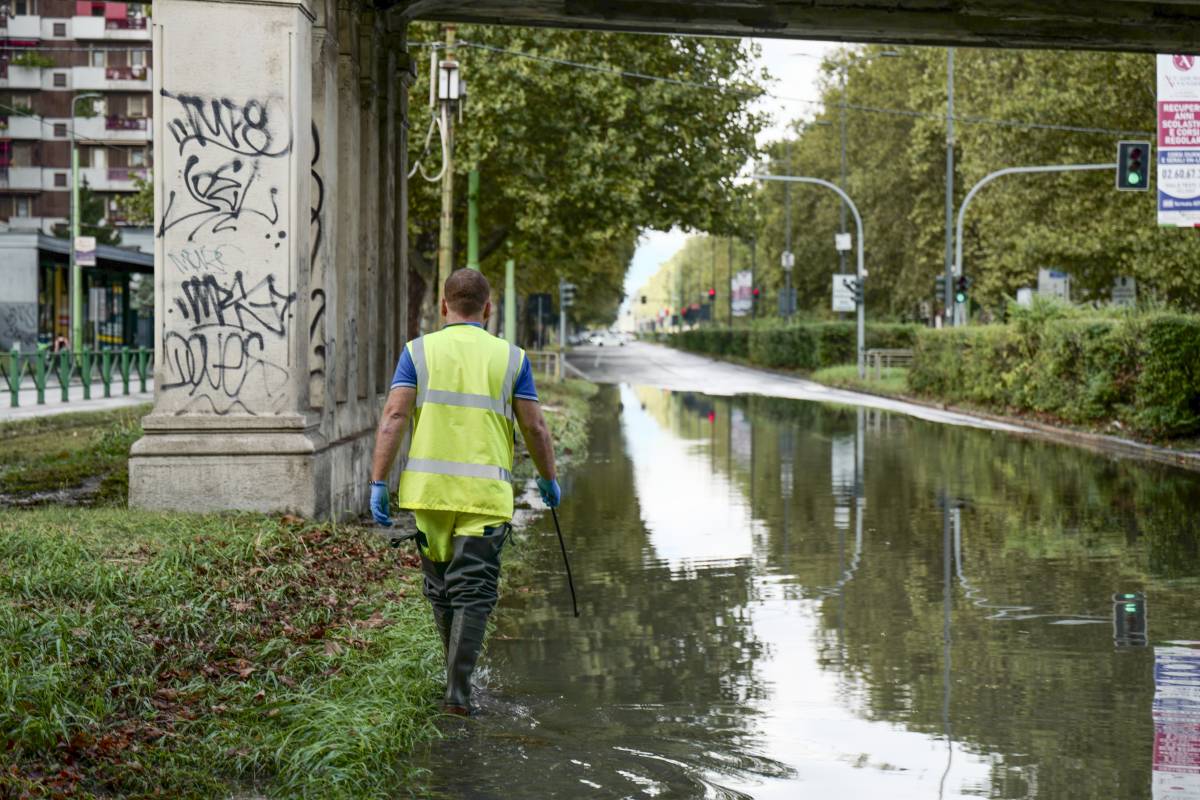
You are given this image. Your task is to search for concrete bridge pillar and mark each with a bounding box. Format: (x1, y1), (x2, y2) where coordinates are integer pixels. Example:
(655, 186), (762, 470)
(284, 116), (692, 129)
(129, 0), (409, 519)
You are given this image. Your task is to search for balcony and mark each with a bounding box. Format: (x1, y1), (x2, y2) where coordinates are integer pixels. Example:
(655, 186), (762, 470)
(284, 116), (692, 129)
(0, 114), (42, 139)
(0, 166), (42, 190)
(0, 65), (42, 90)
(1, 15), (42, 39)
(70, 13), (150, 40)
(70, 65), (151, 91)
(78, 165), (147, 191)
(71, 114), (151, 142)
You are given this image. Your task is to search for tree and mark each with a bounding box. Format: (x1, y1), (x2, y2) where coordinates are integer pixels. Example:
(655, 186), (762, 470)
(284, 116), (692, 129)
(116, 173), (154, 227)
(407, 23), (768, 325)
(53, 178), (121, 246)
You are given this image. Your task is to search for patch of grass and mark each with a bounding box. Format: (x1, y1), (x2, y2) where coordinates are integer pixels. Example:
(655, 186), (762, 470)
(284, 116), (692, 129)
(0, 405), (150, 505)
(513, 379), (598, 480)
(811, 365), (910, 397)
(0, 509), (442, 799)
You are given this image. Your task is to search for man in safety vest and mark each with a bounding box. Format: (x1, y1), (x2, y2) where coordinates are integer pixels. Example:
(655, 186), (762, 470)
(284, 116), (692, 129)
(368, 269), (561, 715)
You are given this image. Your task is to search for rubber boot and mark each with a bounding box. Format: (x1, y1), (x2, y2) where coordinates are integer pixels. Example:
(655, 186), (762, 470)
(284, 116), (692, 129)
(443, 609), (489, 715)
(419, 554), (454, 658)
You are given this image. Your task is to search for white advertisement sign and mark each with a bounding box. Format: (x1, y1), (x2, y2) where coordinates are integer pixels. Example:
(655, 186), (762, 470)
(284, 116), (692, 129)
(75, 235), (97, 267)
(730, 270), (753, 317)
(1158, 54), (1200, 227)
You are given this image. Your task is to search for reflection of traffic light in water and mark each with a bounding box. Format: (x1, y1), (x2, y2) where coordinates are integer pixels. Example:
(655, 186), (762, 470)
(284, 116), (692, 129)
(1113, 592), (1147, 647)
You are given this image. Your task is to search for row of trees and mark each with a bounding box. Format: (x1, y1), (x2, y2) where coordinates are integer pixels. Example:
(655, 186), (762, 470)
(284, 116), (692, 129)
(645, 46), (1200, 321)
(407, 23), (767, 326)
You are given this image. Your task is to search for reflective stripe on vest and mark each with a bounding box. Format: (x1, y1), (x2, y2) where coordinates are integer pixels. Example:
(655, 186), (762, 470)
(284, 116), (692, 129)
(410, 335), (522, 420)
(405, 458), (513, 483)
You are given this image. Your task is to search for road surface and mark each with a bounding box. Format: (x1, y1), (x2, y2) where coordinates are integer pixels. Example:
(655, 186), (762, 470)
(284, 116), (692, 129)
(564, 340), (1029, 434)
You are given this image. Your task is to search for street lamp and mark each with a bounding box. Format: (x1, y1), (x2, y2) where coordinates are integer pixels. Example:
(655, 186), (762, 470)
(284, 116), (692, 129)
(70, 91), (103, 354)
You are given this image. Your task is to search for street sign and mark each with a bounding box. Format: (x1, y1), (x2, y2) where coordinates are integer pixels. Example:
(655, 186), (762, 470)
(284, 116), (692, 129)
(1113, 276), (1137, 307)
(780, 250), (795, 270)
(834, 233), (852, 252)
(1157, 55), (1200, 226)
(1016, 287), (1034, 307)
(832, 274), (856, 312)
(731, 270), (753, 317)
(75, 235), (96, 267)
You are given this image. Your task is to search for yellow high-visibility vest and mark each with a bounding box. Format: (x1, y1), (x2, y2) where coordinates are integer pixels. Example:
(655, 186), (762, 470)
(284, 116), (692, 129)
(397, 324), (524, 518)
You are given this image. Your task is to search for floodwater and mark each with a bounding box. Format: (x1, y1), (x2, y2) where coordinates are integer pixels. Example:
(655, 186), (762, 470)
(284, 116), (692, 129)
(413, 385), (1200, 799)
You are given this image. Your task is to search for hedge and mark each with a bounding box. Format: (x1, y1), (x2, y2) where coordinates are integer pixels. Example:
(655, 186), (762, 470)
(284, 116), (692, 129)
(908, 312), (1200, 439)
(668, 321), (920, 371)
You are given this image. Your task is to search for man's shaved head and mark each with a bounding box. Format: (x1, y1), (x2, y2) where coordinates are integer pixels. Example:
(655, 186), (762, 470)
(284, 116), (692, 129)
(444, 269), (491, 317)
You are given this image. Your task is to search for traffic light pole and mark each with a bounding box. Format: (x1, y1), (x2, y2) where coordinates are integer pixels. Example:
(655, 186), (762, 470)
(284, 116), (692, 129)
(954, 162), (1117, 303)
(751, 173), (867, 378)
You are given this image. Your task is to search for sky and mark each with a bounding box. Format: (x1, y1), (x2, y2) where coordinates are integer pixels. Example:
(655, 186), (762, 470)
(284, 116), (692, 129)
(621, 37), (841, 304)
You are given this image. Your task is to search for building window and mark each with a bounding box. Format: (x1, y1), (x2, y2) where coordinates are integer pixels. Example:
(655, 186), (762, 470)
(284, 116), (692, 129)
(14, 0), (37, 15)
(15, 197), (31, 217)
(130, 50), (146, 68)
(127, 95), (146, 118)
(129, 148), (146, 167)
(91, 50), (106, 68)
(53, 22), (66, 36)
(11, 94), (33, 113)
(53, 122), (67, 137)
(54, 172), (67, 187)
(52, 72), (67, 88)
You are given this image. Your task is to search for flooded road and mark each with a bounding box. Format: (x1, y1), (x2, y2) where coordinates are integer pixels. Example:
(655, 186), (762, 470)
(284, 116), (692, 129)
(413, 385), (1200, 799)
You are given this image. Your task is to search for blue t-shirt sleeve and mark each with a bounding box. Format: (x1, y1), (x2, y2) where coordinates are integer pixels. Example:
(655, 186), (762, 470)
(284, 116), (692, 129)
(390, 347), (417, 389)
(513, 355), (539, 402)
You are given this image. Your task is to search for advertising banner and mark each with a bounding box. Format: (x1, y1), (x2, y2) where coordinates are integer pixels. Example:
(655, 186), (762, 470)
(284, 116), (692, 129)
(1153, 644), (1200, 799)
(1157, 55), (1200, 226)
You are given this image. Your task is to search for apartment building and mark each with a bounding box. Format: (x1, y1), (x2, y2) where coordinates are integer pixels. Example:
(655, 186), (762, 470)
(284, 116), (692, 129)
(0, 0), (151, 235)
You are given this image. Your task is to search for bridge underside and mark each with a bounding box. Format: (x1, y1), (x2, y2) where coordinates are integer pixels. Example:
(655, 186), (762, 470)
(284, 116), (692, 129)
(392, 0), (1200, 53)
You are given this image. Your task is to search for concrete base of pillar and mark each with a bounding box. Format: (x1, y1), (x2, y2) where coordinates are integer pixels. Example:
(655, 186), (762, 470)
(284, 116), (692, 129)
(129, 415), (373, 520)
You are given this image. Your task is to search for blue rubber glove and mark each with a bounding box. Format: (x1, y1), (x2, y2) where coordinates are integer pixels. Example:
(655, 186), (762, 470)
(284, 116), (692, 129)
(536, 476), (561, 508)
(369, 481), (393, 527)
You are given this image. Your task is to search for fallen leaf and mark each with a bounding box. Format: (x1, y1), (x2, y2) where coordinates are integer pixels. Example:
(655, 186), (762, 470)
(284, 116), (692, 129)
(324, 639), (344, 657)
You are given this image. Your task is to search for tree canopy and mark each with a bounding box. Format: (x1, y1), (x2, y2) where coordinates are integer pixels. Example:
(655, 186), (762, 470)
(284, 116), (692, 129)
(407, 24), (768, 324)
(640, 46), (1200, 321)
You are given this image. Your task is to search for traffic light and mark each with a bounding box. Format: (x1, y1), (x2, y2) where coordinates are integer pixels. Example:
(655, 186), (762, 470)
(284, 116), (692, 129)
(559, 282), (577, 308)
(935, 275), (947, 300)
(752, 286), (761, 316)
(954, 275), (972, 304)
(707, 288), (716, 301)
(1112, 592), (1147, 647)
(1116, 141), (1151, 191)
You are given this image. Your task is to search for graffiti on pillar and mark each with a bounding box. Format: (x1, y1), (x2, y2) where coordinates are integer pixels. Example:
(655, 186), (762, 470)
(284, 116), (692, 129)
(162, 264), (296, 415)
(309, 122), (327, 384)
(158, 87), (295, 415)
(158, 90), (292, 242)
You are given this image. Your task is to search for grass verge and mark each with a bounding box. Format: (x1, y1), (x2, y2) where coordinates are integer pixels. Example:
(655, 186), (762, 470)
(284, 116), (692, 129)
(0, 404), (150, 506)
(810, 365), (910, 397)
(0, 509), (442, 799)
(513, 378), (598, 480)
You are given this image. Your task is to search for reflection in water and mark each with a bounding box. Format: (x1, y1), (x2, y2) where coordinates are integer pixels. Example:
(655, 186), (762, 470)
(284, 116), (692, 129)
(412, 385), (1200, 799)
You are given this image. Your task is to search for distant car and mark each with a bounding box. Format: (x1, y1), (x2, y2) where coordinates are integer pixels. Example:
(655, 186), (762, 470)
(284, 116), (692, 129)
(587, 332), (606, 346)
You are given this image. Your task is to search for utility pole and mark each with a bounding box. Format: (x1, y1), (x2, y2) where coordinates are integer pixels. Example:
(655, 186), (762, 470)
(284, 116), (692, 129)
(750, 237), (757, 319)
(70, 92), (101, 354)
(466, 169), (479, 270)
(727, 237), (734, 324)
(435, 25), (457, 314)
(839, 62), (848, 277)
(709, 237), (716, 326)
(783, 138), (793, 318)
(503, 257), (516, 345)
(943, 48), (956, 325)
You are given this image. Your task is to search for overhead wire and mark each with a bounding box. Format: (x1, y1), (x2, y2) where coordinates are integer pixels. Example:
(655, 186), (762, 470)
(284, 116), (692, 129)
(0, 101), (148, 159)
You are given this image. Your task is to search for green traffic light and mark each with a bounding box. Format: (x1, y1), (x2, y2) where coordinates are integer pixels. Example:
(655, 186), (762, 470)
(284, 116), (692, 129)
(1129, 172), (1142, 185)
(955, 292), (967, 303)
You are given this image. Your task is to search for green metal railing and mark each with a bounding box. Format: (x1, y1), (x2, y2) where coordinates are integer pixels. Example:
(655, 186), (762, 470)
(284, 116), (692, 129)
(2, 346), (154, 408)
